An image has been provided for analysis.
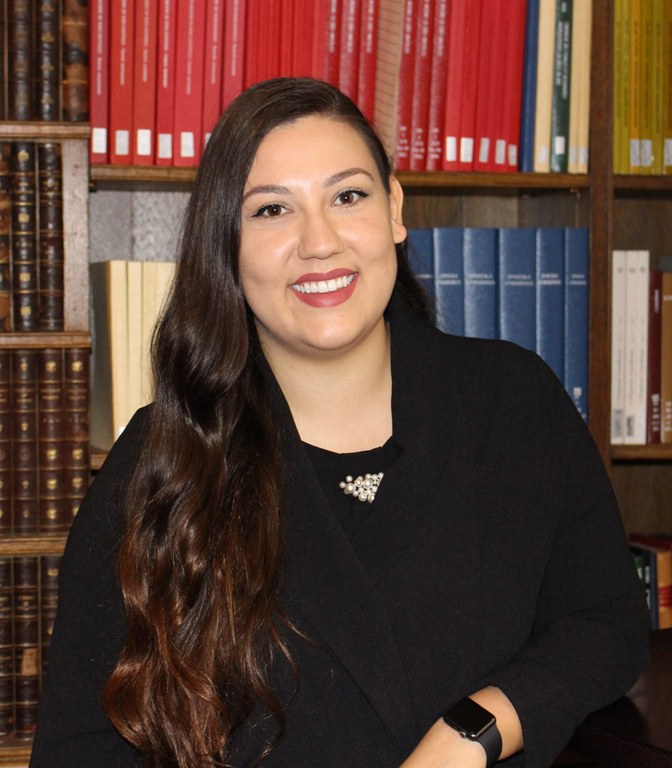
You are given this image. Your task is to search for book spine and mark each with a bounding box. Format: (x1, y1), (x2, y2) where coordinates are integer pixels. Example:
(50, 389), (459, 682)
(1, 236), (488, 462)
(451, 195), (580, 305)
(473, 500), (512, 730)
(535, 227), (565, 382)
(623, 250), (650, 444)
(456, 0), (483, 171)
(63, 349), (90, 523)
(408, 0), (434, 171)
(497, 227), (536, 352)
(433, 227), (465, 336)
(7, 0), (35, 120)
(473, 0), (504, 173)
(646, 269), (662, 444)
(0, 143), (11, 332)
(519, 0), (540, 172)
(662, 0), (672, 173)
(463, 227), (498, 340)
(500, 0), (527, 172)
(173, 0), (206, 166)
(36, 0), (61, 121)
(443, 0), (469, 171)
(10, 142), (38, 333)
(406, 228), (434, 313)
(12, 351), (38, 535)
(613, 0), (631, 174)
(37, 143), (64, 332)
(0, 558), (12, 736)
(37, 349), (65, 533)
(201, 0), (225, 146)
(574, 0), (592, 173)
(628, 0), (642, 172)
(61, 0), (89, 122)
(611, 249), (627, 443)
(221, 0), (246, 110)
(564, 227), (589, 421)
(311, 0), (340, 86)
(393, 0), (416, 171)
(533, 0), (557, 172)
(338, 0), (361, 104)
(39, 555), (61, 677)
(13, 556), (39, 738)
(638, 0), (654, 173)
(425, 0), (449, 171)
(549, 0), (572, 173)
(89, 0), (111, 163)
(0, 354), (10, 538)
(291, 0), (313, 78)
(651, 0), (664, 175)
(109, 0), (135, 164)
(279, 0), (295, 77)
(155, 0), (177, 165)
(0, 1), (5, 120)
(660, 271), (672, 442)
(356, 0), (378, 123)
(132, 0), (159, 164)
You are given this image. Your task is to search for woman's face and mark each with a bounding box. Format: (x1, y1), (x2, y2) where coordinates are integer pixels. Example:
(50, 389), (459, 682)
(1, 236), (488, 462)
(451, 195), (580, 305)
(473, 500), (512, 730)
(239, 115), (406, 363)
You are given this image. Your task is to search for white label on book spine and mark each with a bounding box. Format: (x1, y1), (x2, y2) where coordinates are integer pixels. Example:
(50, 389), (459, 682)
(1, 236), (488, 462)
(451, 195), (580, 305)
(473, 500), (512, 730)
(137, 130), (152, 156)
(115, 130), (130, 156)
(478, 138), (490, 163)
(630, 139), (641, 168)
(92, 127), (108, 153)
(157, 133), (173, 159)
(553, 135), (566, 156)
(495, 139), (506, 165)
(665, 139), (672, 168)
(460, 137), (474, 163)
(445, 137), (457, 162)
(180, 132), (196, 158)
(640, 140), (653, 168)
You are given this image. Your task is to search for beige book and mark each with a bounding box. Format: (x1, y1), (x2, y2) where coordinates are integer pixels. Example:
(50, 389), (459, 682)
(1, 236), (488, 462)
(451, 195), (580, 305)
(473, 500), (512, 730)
(533, 0), (557, 172)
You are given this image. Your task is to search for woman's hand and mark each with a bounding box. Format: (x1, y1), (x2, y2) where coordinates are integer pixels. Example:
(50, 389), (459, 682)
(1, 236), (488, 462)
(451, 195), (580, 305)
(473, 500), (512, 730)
(400, 686), (523, 768)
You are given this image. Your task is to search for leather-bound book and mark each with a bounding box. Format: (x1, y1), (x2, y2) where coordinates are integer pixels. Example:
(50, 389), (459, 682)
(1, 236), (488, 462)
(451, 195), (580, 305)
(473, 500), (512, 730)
(63, 348), (89, 523)
(7, 0), (35, 120)
(61, 0), (89, 121)
(37, 143), (64, 331)
(9, 142), (38, 332)
(0, 143), (11, 332)
(39, 555), (61, 675)
(37, 349), (65, 533)
(12, 556), (39, 738)
(11, 351), (38, 535)
(0, 558), (13, 737)
(0, 353), (11, 537)
(36, 0), (61, 121)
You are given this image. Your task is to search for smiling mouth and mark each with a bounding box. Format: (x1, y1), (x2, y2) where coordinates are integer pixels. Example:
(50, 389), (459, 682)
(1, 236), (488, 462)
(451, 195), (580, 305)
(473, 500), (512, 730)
(291, 274), (356, 294)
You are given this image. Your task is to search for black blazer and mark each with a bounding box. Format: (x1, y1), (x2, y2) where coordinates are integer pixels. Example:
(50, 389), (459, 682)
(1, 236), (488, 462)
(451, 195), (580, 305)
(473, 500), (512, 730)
(31, 302), (650, 768)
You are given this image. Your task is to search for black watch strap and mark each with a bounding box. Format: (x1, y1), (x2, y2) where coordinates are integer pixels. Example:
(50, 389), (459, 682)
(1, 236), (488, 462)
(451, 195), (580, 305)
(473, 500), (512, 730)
(442, 697), (502, 768)
(477, 722), (502, 768)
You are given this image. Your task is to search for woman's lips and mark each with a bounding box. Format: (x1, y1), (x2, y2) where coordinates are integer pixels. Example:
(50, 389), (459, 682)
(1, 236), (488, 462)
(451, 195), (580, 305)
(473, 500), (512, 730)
(291, 270), (358, 307)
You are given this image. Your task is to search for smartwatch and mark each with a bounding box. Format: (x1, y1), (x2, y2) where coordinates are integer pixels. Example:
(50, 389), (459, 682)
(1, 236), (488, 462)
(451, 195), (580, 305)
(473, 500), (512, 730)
(442, 697), (502, 768)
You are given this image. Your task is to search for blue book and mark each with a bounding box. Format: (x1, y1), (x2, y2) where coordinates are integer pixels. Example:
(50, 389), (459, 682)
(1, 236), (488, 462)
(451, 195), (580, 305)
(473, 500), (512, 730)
(564, 227), (590, 421)
(519, 0), (540, 172)
(433, 227), (464, 335)
(535, 227), (565, 381)
(498, 228), (536, 352)
(463, 228), (498, 340)
(407, 228), (435, 312)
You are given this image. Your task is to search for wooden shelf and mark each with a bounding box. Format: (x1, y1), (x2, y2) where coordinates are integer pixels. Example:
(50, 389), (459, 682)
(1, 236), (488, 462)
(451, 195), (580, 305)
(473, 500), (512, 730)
(0, 332), (90, 349)
(611, 444), (672, 462)
(0, 122), (89, 140)
(614, 174), (672, 192)
(0, 536), (67, 557)
(0, 740), (32, 768)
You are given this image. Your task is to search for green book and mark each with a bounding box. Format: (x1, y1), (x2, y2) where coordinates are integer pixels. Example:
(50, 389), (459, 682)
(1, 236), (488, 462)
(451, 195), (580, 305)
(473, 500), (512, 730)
(550, 0), (573, 172)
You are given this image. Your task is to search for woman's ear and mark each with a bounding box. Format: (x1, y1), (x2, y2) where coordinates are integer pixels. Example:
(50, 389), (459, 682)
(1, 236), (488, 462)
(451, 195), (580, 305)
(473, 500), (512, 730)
(389, 176), (407, 244)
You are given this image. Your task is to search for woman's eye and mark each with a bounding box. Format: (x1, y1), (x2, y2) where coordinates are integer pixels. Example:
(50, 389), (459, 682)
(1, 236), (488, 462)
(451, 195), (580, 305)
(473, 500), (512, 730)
(336, 188), (368, 206)
(253, 203), (286, 218)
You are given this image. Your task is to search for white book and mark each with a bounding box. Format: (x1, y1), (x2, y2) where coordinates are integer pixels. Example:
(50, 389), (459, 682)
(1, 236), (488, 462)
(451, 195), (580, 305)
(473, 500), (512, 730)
(611, 250), (627, 444)
(624, 250), (650, 445)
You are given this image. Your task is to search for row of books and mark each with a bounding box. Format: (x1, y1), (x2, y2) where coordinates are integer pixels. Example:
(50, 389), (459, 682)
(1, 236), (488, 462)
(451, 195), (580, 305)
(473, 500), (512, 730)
(90, 259), (175, 450)
(0, 555), (61, 739)
(613, 0), (672, 175)
(395, 0), (591, 173)
(407, 226), (589, 420)
(89, 0), (379, 166)
(0, 0), (89, 122)
(0, 141), (66, 333)
(610, 252), (672, 445)
(629, 532), (672, 630)
(0, 348), (89, 535)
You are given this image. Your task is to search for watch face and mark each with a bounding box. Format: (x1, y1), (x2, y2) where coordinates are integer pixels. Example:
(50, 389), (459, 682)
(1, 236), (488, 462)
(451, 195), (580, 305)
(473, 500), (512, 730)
(443, 697), (496, 739)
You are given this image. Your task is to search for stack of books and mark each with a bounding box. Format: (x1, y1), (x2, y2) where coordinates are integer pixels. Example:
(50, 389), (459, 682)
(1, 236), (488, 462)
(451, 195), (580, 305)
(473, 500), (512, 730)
(407, 225), (590, 420)
(629, 532), (672, 630)
(610, 251), (672, 446)
(613, 0), (672, 175)
(0, 0), (89, 122)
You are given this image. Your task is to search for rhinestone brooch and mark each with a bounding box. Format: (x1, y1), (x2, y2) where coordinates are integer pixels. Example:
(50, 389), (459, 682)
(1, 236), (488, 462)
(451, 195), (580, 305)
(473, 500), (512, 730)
(339, 472), (384, 503)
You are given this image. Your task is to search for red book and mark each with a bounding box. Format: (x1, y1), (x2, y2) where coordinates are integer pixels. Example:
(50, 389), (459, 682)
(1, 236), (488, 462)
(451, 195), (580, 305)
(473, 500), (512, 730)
(172, 0), (206, 166)
(279, 0), (295, 77)
(109, 0), (135, 164)
(409, 0), (435, 171)
(647, 270), (663, 444)
(394, 0), (417, 171)
(500, 0), (527, 171)
(292, 0), (313, 77)
(244, 0), (261, 86)
(338, 0), (360, 104)
(202, 0), (225, 147)
(473, 0), (505, 173)
(356, 0), (378, 123)
(155, 0), (177, 165)
(89, 0), (110, 164)
(426, 0), (450, 171)
(312, 0), (340, 86)
(132, 0), (158, 165)
(221, 0), (247, 109)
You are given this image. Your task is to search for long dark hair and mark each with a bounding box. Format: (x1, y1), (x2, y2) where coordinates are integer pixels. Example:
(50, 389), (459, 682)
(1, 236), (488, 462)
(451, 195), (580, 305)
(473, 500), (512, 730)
(102, 77), (429, 767)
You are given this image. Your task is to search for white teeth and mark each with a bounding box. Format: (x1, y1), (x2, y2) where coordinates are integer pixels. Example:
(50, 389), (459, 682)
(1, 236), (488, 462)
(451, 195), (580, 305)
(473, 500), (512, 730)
(292, 274), (355, 294)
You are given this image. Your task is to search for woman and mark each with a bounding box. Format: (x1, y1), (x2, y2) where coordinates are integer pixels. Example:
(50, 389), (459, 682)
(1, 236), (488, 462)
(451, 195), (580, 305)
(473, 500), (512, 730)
(31, 78), (649, 768)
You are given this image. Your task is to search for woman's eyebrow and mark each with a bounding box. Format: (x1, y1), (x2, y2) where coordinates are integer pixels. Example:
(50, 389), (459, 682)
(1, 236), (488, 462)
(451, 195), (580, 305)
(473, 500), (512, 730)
(324, 167), (375, 187)
(242, 168), (375, 203)
(242, 184), (291, 203)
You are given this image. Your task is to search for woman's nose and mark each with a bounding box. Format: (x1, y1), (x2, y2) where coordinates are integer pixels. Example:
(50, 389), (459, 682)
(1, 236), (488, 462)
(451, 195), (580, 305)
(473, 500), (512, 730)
(297, 209), (344, 260)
